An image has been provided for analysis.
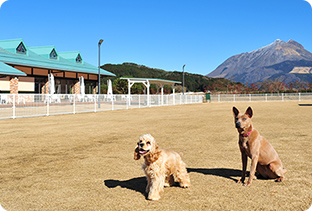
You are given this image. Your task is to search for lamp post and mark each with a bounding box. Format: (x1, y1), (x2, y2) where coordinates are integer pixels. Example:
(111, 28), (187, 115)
(98, 39), (103, 108)
(182, 64), (185, 103)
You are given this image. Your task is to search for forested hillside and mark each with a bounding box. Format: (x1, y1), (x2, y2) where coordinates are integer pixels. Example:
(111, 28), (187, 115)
(101, 63), (245, 94)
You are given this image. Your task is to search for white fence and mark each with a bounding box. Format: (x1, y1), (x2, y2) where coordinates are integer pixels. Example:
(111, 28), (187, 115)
(210, 93), (312, 102)
(0, 94), (204, 119)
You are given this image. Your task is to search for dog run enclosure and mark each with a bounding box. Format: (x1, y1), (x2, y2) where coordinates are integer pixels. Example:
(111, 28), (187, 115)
(211, 93), (312, 102)
(0, 93), (204, 119)
(1, 92), (311, 120)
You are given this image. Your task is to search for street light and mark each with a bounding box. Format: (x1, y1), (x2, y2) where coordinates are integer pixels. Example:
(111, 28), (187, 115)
(182, 64), (185, 103)
(98, 39), (103, 108)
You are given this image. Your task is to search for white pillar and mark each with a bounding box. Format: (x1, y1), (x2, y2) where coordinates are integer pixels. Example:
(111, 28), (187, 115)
(172, 85), (175, 105)
(147, 83), (150, 106)
(128, 79), (131, 106)
(128, 79), (131, 95)
(142, 80), (150, 107)
(161, 84), (164, 105)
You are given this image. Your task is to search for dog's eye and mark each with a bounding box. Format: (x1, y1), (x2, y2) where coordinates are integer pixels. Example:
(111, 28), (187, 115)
(242, 118), (246, 121)
(146, 141), (151, 145)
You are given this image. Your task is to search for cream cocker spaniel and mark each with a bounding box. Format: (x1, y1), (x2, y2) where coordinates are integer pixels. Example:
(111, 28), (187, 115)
(134, 134), (190, 200)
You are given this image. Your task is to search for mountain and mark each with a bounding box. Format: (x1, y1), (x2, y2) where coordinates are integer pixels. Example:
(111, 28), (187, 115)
(207, 39), (312, 84)
(102, 63), (244, 93)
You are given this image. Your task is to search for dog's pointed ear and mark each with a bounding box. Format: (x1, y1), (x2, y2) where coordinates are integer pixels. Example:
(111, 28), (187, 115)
(245, 106), (253, 118)
(233, 107), (239, 117)
(134, 146), (141, 160)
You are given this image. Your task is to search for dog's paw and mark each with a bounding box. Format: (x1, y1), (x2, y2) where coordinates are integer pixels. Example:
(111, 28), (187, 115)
(164, 182), (170, 187)
(275, 176), (284, 182)
(148, 195), (160, 201)
(237, 179), (244, 184)
(243, 182), (251, 187)
(180, 183), (190, 188)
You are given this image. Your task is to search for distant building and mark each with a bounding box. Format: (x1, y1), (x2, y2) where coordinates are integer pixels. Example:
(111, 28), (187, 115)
(0, 39), (115, 94)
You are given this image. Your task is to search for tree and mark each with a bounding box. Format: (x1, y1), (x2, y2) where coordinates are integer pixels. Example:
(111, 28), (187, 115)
(288, 80), (309, 92)
(113, 78), (128, 94)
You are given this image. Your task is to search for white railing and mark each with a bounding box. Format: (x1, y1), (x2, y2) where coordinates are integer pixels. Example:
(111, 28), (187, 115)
(210, 93), (312, 102)
(0, 93), (204, 119)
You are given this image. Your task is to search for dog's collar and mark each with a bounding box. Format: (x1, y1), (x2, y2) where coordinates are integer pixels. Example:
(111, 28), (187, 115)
(241, 130), (252, 137)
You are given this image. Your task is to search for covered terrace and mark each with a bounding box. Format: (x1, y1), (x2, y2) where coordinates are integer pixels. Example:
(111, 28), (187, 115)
(120, 77), (181, 106)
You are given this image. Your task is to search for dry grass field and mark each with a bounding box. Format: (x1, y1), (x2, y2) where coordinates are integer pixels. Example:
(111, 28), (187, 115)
(0, 101), (311, 210)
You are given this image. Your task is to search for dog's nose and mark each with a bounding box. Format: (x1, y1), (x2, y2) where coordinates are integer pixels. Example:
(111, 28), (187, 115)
(235, 122), (241, 128)
(139, 143), (144, 148)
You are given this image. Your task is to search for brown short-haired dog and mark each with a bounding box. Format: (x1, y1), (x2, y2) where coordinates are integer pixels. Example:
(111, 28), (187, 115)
(134, 134), (190, 200)
(233, 106), (287, 186)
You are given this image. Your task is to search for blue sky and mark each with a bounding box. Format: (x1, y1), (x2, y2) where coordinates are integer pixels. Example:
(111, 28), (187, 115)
(0, 0), (311, 76)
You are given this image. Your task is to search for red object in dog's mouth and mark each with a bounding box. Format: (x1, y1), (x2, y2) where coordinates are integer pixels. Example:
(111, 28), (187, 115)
(139, 150), (149, 155)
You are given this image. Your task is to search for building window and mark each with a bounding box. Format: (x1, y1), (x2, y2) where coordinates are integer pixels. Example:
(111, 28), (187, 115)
(16, 42), (26, 54)
(50, 49), (58, 60)
(76, 54), (82, 63)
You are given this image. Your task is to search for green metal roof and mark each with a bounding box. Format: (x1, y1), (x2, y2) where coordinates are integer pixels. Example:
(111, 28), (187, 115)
(0, 61), (27, 76)
(58, 51), (82, 63)
(0, 39), (28, 54)
(0, 39), (115, 77)
(28, 46), (57, 59)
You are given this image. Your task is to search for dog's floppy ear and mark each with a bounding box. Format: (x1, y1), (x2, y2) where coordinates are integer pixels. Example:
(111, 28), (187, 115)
(134, 146), (141, 160)
(233, 107), (239, 117)
(245, 106), (253, 118)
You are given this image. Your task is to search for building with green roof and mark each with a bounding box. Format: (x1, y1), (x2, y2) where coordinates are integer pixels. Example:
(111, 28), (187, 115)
(0, 39), (115, 94)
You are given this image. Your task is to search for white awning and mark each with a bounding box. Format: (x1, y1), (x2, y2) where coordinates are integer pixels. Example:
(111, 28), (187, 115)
(120, 77), (181, 106)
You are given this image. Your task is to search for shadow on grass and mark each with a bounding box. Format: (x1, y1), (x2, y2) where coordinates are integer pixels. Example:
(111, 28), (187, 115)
(187, 168), (244, 182)
(298, 104), (312, 106)
(104, 177), (146, 196)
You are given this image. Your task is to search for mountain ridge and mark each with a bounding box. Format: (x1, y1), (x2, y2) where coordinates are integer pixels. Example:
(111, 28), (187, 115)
(207, 39), (312, 84)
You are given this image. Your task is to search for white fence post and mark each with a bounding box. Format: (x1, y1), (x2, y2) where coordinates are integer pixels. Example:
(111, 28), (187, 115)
(265, 94), (267, 102)
(94, 94), (97, 112)
(73, 94), (76, 114)
(299, 93), (301, 101)
(126, 96), (129, 109)
(158, 95), (160, 106)
(47, 94), (49, 116)
(173, 94), (175, 105)
(12, 94), (16, 119)
(112, 95), (114, 110)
